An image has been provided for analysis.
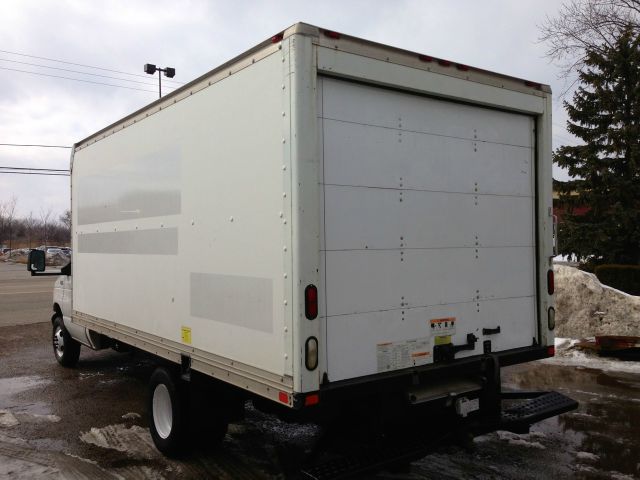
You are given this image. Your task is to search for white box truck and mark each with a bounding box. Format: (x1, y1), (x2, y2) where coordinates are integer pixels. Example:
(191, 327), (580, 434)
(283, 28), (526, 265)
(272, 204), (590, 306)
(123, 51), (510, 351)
(29, 23), (576, 474)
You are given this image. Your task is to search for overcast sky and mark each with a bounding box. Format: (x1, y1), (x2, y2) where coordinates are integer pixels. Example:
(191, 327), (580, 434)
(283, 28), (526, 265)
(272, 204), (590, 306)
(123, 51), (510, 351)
(1, 0), (577, 218)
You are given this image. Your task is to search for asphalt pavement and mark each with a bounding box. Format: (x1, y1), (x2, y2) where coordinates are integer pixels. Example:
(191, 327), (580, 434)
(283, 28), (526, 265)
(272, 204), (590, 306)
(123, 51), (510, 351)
(0, 261), (57, 327)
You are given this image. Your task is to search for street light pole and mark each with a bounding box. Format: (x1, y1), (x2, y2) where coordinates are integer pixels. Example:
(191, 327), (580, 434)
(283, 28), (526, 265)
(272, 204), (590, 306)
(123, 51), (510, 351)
(144, 64), (176, 99)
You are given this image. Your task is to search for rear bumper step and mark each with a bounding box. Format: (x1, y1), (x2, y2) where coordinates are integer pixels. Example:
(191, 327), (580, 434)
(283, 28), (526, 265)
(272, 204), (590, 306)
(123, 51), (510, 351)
(299, 390), (577, 480)
(500, 390), (578, 433)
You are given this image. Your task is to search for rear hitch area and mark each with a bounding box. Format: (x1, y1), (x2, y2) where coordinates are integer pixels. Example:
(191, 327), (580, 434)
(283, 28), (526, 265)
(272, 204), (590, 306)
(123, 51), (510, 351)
(297, 355), (578, 480)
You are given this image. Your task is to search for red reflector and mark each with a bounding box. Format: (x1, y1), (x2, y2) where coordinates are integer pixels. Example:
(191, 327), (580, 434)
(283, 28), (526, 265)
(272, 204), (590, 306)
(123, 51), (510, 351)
(547, 345), (555, 357)
(456, 63), (469, 71)
(305, 284), (318, 320)
(437, 59), (451, 67)
(278, 391), (289, 404)
(271, 33), (284, 43)
(305, 394), (320, 406)
(547, 269), (554, 295)
(418, 54), (433, 62)
(324, 30), (340, 39)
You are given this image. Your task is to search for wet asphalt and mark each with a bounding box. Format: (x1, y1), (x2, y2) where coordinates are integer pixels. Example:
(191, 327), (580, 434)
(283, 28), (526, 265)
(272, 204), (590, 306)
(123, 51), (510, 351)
(0, 261), (639, 479)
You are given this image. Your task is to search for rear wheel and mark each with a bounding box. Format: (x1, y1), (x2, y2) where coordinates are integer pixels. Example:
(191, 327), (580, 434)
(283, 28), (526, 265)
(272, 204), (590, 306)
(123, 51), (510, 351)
(52, 317), (80, 367)
(149, 367), (190, 456)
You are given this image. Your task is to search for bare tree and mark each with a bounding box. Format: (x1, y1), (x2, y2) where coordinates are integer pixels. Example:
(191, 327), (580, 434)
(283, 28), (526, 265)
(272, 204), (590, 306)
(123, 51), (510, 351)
(25, 212), (38, 249)
(540, 0), (640, 80)
(4, 196), (17, 251)
(40, 207), (52, 248)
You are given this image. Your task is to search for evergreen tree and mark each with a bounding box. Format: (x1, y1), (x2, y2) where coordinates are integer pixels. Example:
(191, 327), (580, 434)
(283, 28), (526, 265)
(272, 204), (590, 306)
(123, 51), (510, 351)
(555, 27), (640, 265)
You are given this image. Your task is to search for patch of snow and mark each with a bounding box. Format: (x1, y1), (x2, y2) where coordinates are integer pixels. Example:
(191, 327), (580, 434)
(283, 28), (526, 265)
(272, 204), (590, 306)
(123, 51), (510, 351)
(543, 339), (640, 374)
(28, 414), (60, 423)
(0, 410), (19, 427)
(121, 412), (141, 420)
(611, 473), (636, 480)
(554, 265), (640, 338)
(496, 430), (546, 449)
(80, 424), (157, 460)
(576, 451), (599, 462)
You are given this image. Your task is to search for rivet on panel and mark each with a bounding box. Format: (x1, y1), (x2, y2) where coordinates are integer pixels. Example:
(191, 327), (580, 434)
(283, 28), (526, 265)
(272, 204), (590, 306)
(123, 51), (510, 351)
(284, 273), (287, 278)
(191, 220), (195, 226)
(229, 216), (234, 222)
(284, 300), (288, 305)
(283, 192), (287, 197)
(283, 246), (287, 251)
(282, 138), (286, 143)
(282, 165), (287, 171)
(279, 212), (284, 218)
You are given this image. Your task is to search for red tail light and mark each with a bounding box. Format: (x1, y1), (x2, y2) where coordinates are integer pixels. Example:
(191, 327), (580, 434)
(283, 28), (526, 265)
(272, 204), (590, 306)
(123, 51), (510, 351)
(547, 269), (554, 295)
(547, 345), (555, 357)
(305, 285), (318, 320)
(305, 393), (320, 406)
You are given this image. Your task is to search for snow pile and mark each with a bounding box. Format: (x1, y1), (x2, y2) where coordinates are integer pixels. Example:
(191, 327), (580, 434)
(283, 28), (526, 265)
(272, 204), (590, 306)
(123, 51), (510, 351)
(554, 265), (640, 338)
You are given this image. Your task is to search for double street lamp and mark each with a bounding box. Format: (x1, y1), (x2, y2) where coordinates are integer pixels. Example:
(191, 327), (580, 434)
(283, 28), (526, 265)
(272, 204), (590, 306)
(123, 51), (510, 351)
(144, 64), (176, 98)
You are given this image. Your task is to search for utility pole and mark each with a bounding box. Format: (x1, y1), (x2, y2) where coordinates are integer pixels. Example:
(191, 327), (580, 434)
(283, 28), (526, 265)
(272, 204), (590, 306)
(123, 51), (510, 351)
(144, 64), (176, 98)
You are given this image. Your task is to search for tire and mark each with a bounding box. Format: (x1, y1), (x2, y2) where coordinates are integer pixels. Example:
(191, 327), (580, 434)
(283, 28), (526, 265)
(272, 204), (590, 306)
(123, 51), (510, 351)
(148, 367), (190, 456)
(52, 317), (81, 367)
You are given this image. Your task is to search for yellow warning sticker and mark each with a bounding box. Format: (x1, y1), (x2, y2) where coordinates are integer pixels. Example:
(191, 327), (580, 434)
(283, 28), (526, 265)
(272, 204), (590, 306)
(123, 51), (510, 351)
(434, 335), (452, 345)
(181, 326), (192, 345)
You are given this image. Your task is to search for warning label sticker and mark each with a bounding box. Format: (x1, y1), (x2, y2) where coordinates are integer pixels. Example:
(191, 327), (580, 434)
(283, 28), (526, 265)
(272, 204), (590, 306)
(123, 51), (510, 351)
(430, 317), (456, 336)
(377, 337), (432, 372)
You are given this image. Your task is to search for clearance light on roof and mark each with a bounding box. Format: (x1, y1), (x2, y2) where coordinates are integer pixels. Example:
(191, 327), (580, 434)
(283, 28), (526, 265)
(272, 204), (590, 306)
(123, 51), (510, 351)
(271, 32), (284, 43)
(525, 80), (542, 89)
(418, 55), (433, 62)
(456, 64), (470, 71)
(437, 59), (451, 67)
(324, 30), (341, 39)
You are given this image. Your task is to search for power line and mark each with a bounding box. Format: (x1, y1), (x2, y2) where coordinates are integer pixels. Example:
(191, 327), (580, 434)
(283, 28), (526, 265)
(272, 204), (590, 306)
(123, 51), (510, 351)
(0, 49), (185, 85)
(0, 171), (69, 176)
(0, 166), (69, 172)
(0, 58), (177, 90)
(0, 143), (71, 149)
(0, 66), (157, 93)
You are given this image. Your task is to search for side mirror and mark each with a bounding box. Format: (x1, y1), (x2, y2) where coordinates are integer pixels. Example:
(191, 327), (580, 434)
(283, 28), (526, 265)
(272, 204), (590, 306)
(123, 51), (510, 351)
(28, 249), (46, 273)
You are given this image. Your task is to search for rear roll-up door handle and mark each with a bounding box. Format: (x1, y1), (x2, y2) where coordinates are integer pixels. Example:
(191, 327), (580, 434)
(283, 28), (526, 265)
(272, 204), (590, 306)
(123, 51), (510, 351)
(482, 326), (501, 335)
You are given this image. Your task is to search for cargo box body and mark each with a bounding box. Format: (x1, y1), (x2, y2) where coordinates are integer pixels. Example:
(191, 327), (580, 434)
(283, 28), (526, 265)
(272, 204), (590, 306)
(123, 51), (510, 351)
(71, 23), (554, 407)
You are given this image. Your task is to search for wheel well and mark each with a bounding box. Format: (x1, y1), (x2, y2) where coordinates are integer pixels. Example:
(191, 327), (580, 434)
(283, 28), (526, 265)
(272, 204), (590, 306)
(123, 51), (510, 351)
(53, 303), (62, 320)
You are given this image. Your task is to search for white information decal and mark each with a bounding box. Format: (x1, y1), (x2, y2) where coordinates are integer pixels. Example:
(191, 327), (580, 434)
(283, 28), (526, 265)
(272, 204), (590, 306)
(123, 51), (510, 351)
(376, 337), (432, 372)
